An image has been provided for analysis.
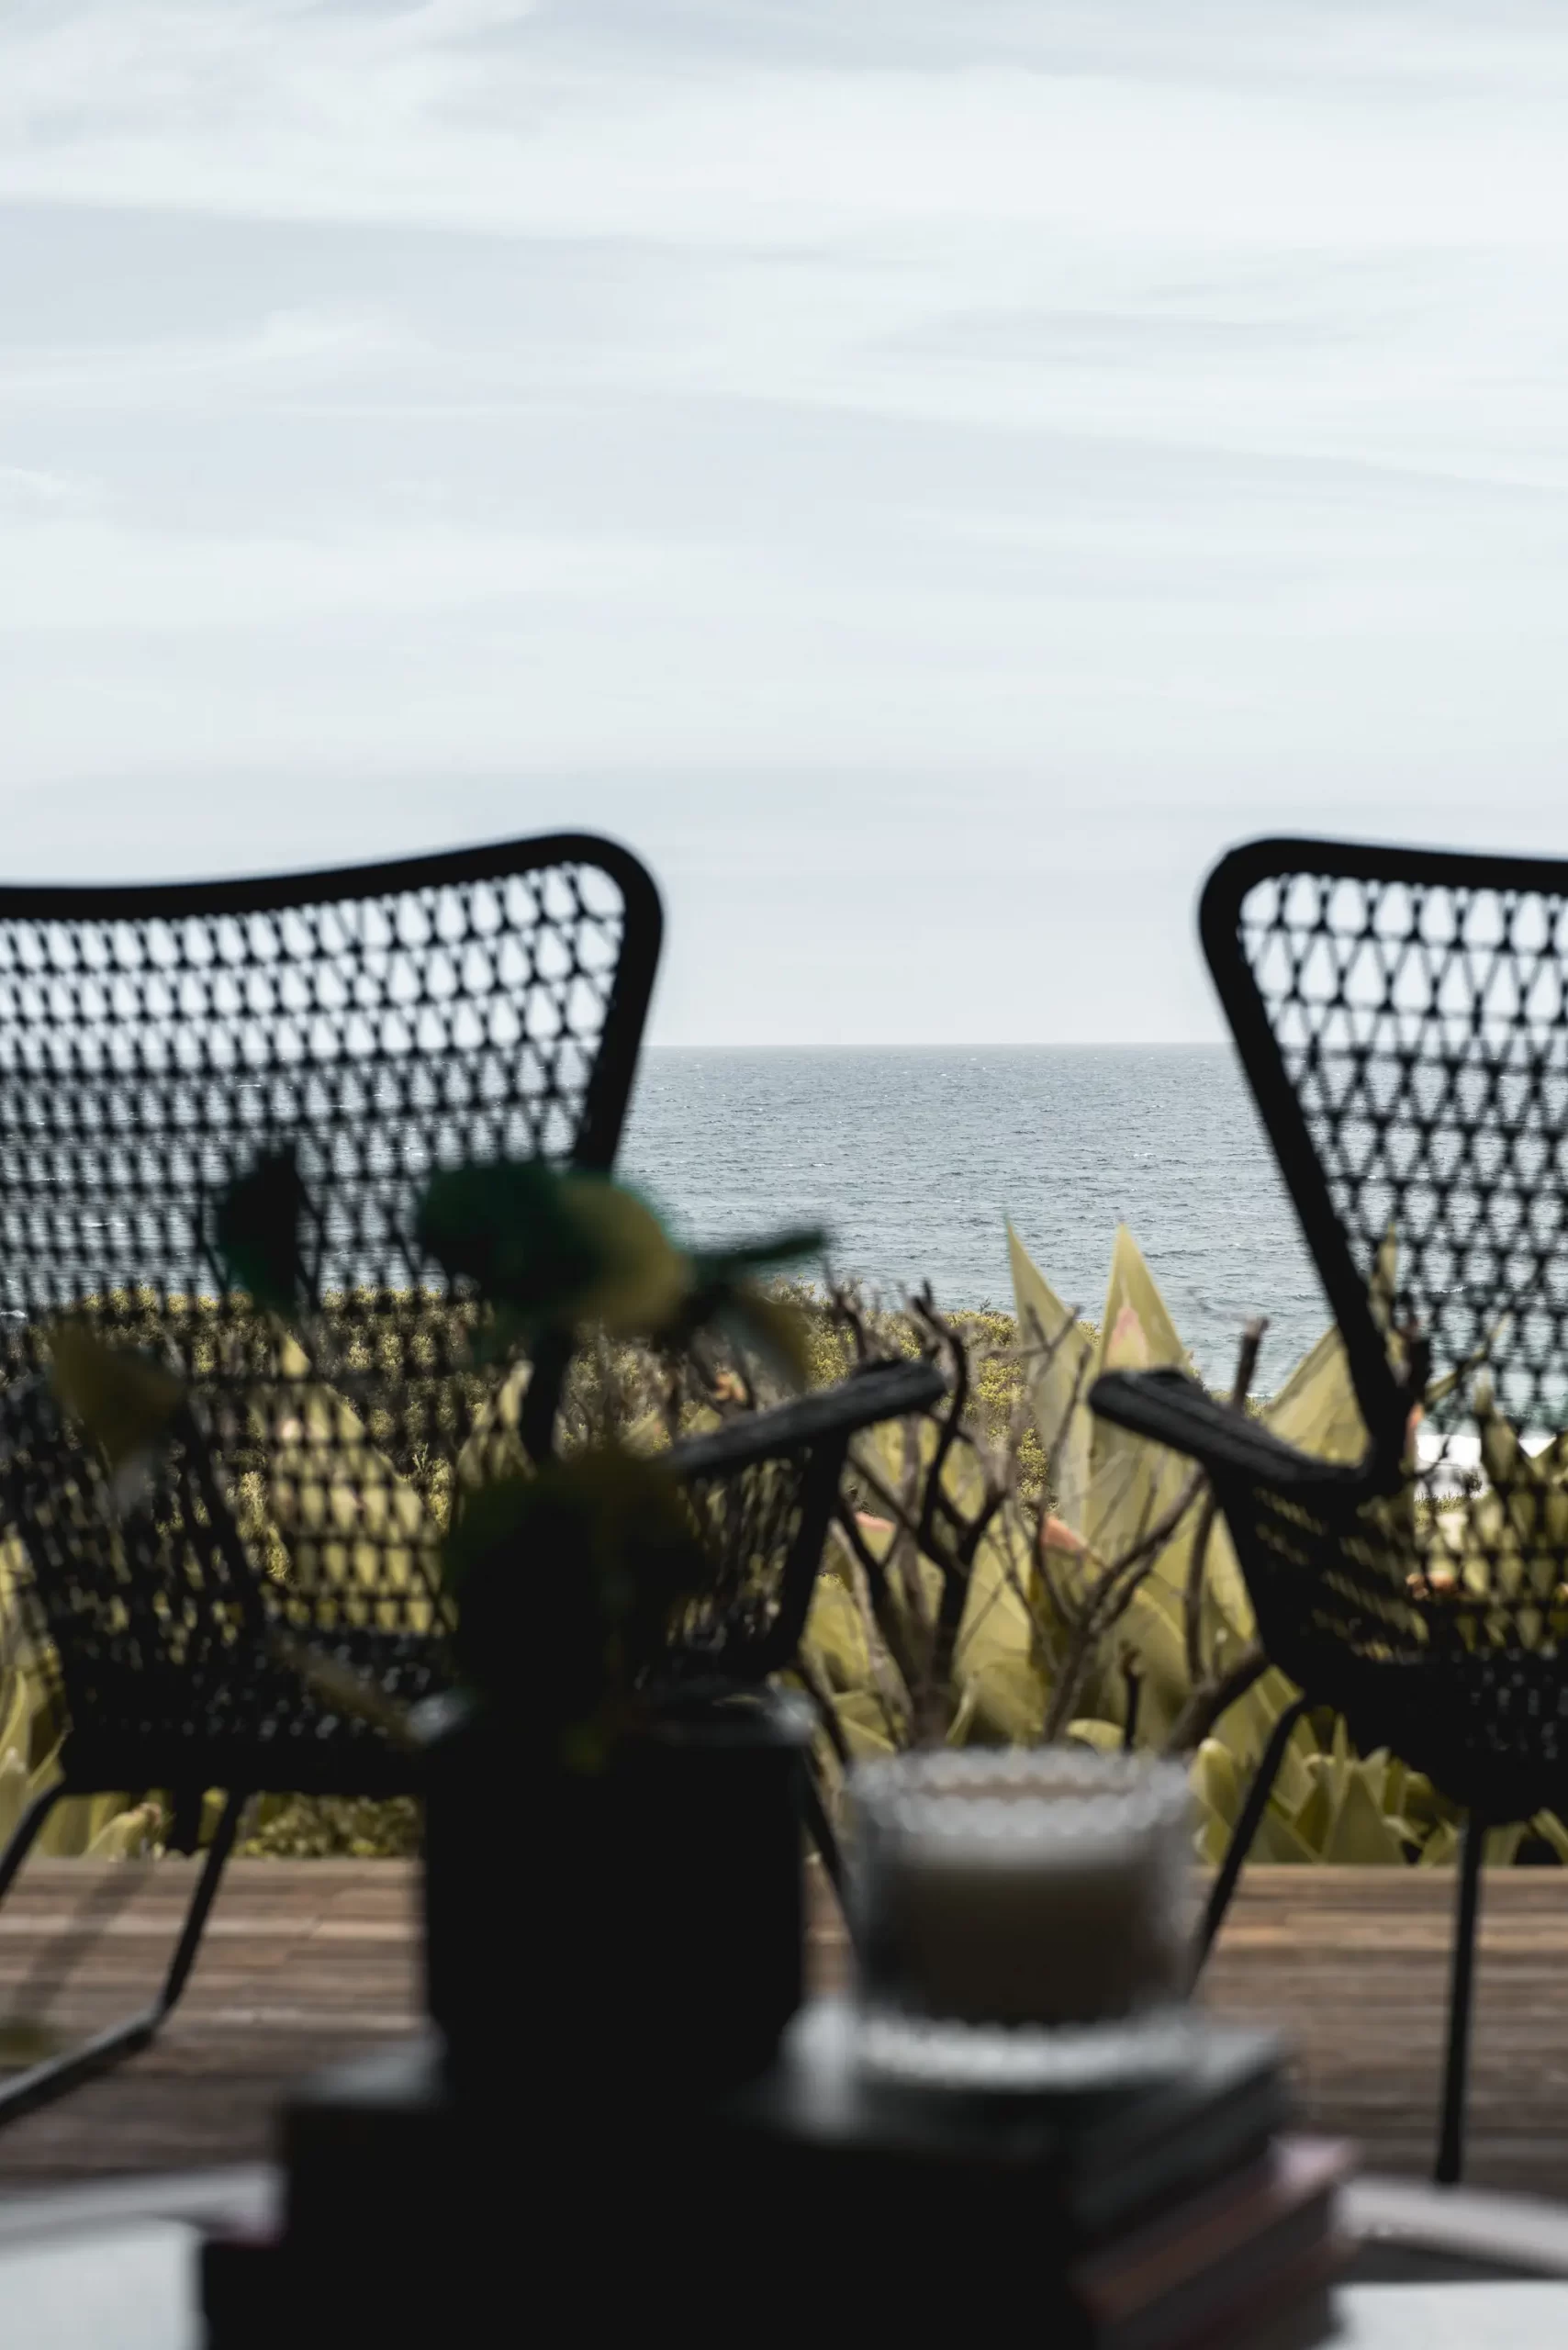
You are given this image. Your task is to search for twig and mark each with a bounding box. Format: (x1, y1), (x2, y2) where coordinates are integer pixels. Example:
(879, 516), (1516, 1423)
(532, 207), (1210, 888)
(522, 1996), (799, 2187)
(828, 1520), (913, 1745)
(1041, 1465), (1205, 1740)
(1163, 1640), (1270, 1758)
(830, 1502), (924, 1709)
(1120, 1650), (1143, 1751)
(794, 1649), (853, 1773)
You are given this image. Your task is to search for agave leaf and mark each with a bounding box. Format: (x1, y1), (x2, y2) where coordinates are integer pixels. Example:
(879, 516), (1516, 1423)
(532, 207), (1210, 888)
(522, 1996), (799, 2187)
(85, 1801), (159, 1860)
(1096, 1225), (1190, 1380)
(1530, 1810), (1568, 1862)
(1320, 1766), (1412, 1864)
(829, 1688), (899, 1761)
(944, 1682), (980, 1746)
(1188, 1737), (1321, 1864)
(1007, 1222), (1092, 1530)
(1290, 1759), (1336, 1855)
(0, 1744), (28, 1847)
(1249, 1803), (1325, 1865)
(1419, 1818), (1462, 1867)
(1087, 1229), (1191, 1545)
(954, 1516), (1050, 1691)
(801, 1575), (871, 1693)
(1190, 1736), (1242, 1827)
(1109, 1572), (1200, 1744)
(1067, 1718), (1126, 1752)
(1262, 1324), (1368, 1467)
(958, 1647), (1048, 1744)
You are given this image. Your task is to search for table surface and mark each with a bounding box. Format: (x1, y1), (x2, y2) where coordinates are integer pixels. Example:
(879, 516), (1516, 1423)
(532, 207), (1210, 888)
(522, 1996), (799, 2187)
(0, 2225), (1562, 2350)
(6, 2165), (1568, 2342)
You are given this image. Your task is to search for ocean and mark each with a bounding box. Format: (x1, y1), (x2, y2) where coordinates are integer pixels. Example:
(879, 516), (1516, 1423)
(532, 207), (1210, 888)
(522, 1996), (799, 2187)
(621, 1046), (1327, 1393)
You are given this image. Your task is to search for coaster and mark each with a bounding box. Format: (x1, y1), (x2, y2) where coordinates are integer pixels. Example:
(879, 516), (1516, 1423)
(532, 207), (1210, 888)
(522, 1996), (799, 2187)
(847, 2002), (1201, 2095)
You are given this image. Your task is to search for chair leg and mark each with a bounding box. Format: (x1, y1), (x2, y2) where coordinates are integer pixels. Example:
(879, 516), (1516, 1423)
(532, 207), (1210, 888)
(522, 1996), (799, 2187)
(1435, 1809), (1485, 2188)
(0, 1789), (247, 2132)
(1192, 1693), (1310, 1983)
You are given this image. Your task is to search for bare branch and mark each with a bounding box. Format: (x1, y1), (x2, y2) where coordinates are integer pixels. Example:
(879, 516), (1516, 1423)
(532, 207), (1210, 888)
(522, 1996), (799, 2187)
(1042, 1466), (1205, 1740)
(1163, 1640), (1270, 1758)
(1182, 1494), (1220, 1686)
(793, 1650), (853, 1774)
(829, 1503), (924, 1707)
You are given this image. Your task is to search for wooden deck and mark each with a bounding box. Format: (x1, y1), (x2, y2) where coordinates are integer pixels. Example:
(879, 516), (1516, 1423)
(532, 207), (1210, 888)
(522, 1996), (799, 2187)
(0, 1861), (1565, 2193)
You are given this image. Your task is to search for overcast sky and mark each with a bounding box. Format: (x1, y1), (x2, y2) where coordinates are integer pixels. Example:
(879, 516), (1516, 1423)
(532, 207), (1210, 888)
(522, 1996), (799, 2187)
(6, 2), (1568, 1042)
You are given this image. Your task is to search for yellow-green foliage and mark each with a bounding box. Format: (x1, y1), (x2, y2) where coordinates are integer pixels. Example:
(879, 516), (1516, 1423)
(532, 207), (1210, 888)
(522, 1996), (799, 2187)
(799, 1224), (1568, 1866)
(0, 1536), (159, 1861)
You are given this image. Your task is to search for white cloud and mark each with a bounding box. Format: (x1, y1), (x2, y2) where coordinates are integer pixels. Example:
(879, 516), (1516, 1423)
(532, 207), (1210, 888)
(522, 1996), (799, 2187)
(3, 4), (1568, 1038)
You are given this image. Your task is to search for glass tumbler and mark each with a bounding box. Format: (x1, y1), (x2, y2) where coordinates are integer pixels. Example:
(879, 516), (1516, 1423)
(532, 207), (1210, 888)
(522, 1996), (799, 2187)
(848, 1746), (1193, 2033)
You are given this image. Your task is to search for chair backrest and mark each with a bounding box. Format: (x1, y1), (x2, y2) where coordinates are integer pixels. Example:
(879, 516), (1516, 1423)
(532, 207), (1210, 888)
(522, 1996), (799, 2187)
(0, 835), (661, 1714)
(1203, 838), (1568, 1495)
(666, 1358), (945, 1684)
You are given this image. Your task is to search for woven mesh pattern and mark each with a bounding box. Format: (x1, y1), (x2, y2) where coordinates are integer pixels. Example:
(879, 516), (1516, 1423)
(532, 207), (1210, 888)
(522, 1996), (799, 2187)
(1214, 847), (1568, 1817)
(0, 841), (657, 1788)
(663, 1360), (945, 1685)
(1242, 867), (1568, 1449)
(672, 1454), (819, 1682)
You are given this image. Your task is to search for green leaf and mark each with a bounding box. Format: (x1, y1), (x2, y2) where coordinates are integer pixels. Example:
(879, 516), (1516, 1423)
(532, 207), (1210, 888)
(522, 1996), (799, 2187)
(213, 1144), (310, 1312)
(691, 1226), (827, 1282)
(417, 1159), (600, 1315)
(711, 1283), (811, 1388)
(564, 1180), (690, 1333)
(418, 1160), (689, 1336)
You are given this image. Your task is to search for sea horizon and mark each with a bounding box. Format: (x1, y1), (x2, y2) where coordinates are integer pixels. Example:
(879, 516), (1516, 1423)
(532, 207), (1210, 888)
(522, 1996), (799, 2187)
(621, 1042), (1326, 1388)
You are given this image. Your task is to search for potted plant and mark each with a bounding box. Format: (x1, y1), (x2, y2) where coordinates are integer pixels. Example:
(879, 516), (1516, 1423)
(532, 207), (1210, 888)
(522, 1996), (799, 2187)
(216, 1148), (829, 2110)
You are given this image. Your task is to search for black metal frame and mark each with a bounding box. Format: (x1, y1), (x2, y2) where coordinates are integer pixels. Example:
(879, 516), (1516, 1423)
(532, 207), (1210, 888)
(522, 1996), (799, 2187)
(664, 1354), (946, 1904)
(0, 832), (663, 2127)
(1092, 834), (1568, 2185)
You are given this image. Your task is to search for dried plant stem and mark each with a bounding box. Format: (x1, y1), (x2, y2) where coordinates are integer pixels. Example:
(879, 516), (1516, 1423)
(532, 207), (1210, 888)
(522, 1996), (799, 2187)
(1041, 1467), (1205, 1740)
(1163, 1640), (1270, 1758)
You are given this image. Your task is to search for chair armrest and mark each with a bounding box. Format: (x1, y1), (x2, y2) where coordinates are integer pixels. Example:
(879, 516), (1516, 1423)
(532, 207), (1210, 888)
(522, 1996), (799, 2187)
(663, 1357), (945, 1684)
(667, 1357), (945, 1483)
(1089, 1366), (1374, 1498)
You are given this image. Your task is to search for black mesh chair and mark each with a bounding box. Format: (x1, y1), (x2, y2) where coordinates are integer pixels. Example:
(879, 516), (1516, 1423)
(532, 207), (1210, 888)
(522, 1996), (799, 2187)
(1093, 836), (1568, 2183)
(0, 836), (940, 2130)
(0, 834), (661, 2122)
(666, 1353), (945, 1892)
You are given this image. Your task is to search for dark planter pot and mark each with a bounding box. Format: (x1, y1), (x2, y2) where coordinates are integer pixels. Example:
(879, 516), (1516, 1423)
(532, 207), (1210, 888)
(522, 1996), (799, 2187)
(417, 1684), (812, 2110)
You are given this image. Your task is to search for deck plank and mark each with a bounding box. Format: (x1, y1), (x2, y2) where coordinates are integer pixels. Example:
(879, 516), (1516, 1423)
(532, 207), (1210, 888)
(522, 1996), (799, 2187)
(0, 1861), (1564, 2191)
